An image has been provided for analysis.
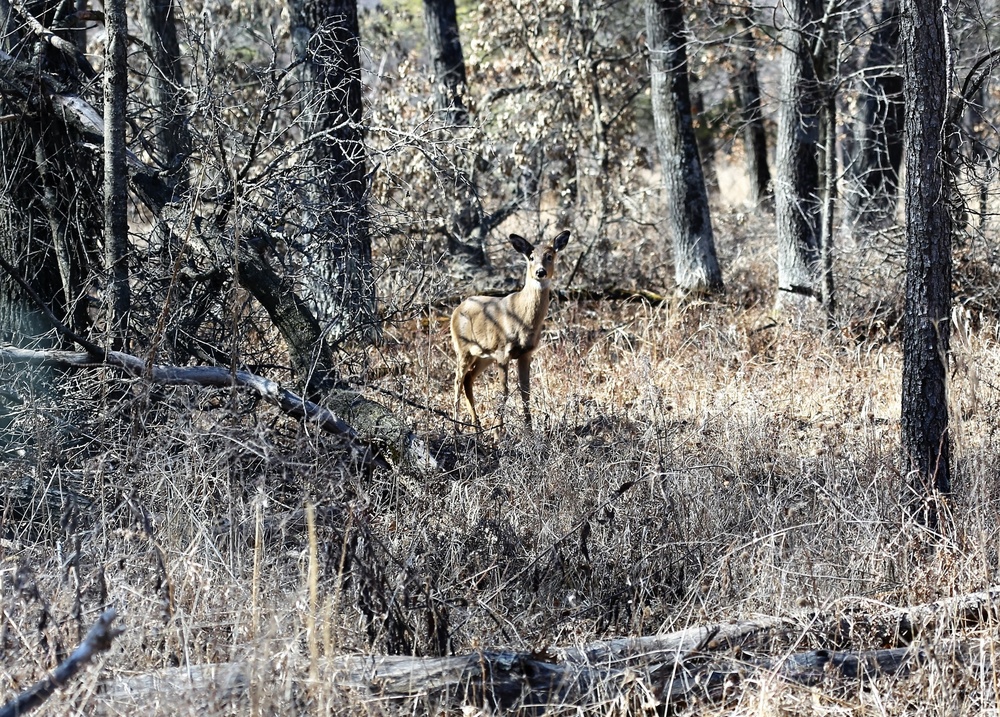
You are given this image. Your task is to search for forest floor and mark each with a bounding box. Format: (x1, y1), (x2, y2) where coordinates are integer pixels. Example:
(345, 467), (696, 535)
(4, 198), (1000, 715)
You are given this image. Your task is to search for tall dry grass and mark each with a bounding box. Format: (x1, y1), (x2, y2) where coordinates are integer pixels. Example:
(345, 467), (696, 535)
(3, 196), (1000, 715)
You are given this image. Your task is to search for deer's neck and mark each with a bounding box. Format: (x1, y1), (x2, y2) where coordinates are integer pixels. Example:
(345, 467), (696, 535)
(515, 275), (551, 329)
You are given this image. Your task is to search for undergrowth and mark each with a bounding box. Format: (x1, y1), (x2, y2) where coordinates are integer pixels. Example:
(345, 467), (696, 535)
(3, 204), (1000, 716)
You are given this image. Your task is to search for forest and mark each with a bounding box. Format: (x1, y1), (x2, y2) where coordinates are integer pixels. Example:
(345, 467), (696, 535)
(1, 0), (999, 713)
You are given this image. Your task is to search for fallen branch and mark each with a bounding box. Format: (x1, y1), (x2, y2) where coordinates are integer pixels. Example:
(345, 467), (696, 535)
(0, 346), (394, 471)
(0, 608), (121, 717)
(98, 588), (1000, 714)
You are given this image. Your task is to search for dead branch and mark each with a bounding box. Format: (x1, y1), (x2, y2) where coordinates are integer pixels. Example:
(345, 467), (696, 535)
(0, 346), (397, 470)
(0, 608), (121, 717)
(97, 588), (1000, 714)
(9, 1), (97, 80)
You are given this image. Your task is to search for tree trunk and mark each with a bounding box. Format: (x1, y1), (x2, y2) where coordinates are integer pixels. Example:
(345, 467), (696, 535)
(422, 0), (488, 268)
(138, 0), (189, 192)
(422, 0), (468, 127)
(690, 88), (718, 193)
(815, 8), (841, 323)
(900, 0), (951, 527)
(774, 0), (822, 306)
(289, 0), (377, 345)
(0, 4), (101, 342)
(645, 0), (724, 295)
(104, 0), (131, 346)
(732, 14), (772, 207)
(844, 0), (903, 229)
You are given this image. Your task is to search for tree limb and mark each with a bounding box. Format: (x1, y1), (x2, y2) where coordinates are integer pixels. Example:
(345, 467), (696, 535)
(0, 346), (391, 470)
(10, 1), (97, 80)
(0, 608), (121, 717)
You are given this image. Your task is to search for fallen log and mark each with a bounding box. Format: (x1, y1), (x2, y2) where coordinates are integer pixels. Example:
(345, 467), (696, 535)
(99, 641), (925, 714)
(98, 588), (1000, 714)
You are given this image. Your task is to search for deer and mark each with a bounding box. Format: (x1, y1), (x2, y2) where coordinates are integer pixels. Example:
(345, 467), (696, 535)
(450, 230), (570, 431)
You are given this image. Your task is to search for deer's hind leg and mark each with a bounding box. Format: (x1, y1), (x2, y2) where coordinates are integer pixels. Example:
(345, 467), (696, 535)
(454, 355), (475, 429)
(497, 361), (512, 429)
(516, 355), (532, 430)
(457, 356), (490, 431)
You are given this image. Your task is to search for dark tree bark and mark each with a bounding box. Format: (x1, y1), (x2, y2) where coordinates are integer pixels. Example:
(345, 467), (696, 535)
(731, 14), (772, 207)
(138, 0), (190, 191)
(774, 0), (823, 306)
(645, 0), (724, 294)
(845, 0), (903, 229)
(0, 3), (101, 342)
(104, 0), (131, 345)
(690, 88), (718, 193)
(900, 0), (951, 526)
(423, 0), (468, 127)
(422, 0), (488, 268)
(289, 0), (377, 345)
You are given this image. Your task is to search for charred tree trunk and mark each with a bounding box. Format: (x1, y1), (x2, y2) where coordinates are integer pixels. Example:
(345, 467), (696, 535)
(774, 0), (823, 307)
(289, 0), (377, 345)
(845, 0), (903, 229)
(900, 0), (952, 527)
(138, 0), (190, 192)
(104, 0), (131, 345)
(423, 0), (468, 127)
(422, 0), (487, 268)
(645, 0), (724, 295)
(732, 14), (772, 207)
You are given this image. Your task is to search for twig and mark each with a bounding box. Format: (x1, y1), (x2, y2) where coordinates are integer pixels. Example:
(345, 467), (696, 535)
(0, 608), (122, 717)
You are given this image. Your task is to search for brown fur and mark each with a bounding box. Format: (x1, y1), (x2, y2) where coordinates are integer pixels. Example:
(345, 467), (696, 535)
(450, 230), (570, 430)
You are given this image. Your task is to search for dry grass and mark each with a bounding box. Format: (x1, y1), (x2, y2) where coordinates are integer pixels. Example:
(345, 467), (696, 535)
(4, 196), (1000, 715)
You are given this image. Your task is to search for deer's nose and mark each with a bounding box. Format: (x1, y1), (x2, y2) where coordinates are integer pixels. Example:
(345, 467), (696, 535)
(535, 267), (547, 279)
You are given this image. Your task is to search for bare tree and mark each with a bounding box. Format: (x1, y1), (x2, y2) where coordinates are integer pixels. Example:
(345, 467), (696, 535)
(645, 0), (724, 294)
(774, 0), (823, 307)
(289, 0), (377, 344)
(421, 0), (489, 268)
(104, 0), (131, 345)
(731, 12), (772, 207)
(138, 0), (190, 192)
(900, 0), (952, 527)
(844, 0), (903, 229)
(423, 0), (468, 127)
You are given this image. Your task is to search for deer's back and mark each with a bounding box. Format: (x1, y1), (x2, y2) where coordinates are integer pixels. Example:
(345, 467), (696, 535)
(451, 291), (547, 362)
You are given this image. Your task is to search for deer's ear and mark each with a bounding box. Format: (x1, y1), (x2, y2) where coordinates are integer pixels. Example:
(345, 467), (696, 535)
(509, 234), (534, 256)
(553, 230), (570, 251)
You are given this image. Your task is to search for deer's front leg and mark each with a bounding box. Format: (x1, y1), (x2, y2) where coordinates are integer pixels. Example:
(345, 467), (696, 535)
(517, 356), (532, 430)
